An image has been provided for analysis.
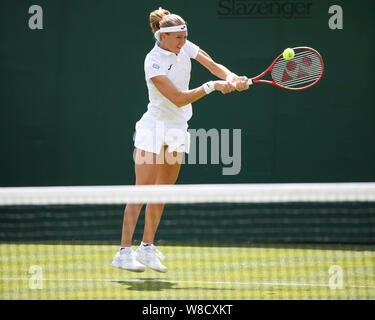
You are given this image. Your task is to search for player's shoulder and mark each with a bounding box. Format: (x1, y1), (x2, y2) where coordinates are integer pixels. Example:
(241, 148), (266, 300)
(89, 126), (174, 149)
(145, 47), (163, 64)
(144, 45), (168, 73)
(185, 39), (196, 46)
(145, 45), (161, 59)
(182, 40), (200, 59)
(183, 40), (196, 50)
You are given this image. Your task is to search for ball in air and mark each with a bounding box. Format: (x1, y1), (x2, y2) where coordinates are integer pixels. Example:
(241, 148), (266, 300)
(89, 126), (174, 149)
(283, 48), (295, 60)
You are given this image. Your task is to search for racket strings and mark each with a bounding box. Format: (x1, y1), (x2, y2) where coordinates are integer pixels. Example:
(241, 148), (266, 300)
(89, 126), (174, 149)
(272, 60), (321, 74)
(272, 51), (316, 69)
(271, 50), (323, 89)
(272, 66), (322, 80)
(289, 50), (315, 58)
(272, 53), (319, 73)
(281, 74), (321, 87)
(272, 66), (322, 76)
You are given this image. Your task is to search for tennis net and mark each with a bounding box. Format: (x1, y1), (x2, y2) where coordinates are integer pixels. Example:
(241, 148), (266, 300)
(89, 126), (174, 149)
(0, 183), (374, 300)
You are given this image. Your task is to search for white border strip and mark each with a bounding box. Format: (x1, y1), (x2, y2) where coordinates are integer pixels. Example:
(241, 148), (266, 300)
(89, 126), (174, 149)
(0, 183), (375, 205)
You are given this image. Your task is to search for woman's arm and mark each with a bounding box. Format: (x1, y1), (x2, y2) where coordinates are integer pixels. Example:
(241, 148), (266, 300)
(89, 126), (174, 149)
(195, 49), (232, 80)
(195, 49), (249, 91)
(151, 76), (235, 108)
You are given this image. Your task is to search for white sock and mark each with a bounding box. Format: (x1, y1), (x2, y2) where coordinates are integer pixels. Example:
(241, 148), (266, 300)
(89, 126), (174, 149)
(141, 241), (153, 247)
(119, 247), (132, 254)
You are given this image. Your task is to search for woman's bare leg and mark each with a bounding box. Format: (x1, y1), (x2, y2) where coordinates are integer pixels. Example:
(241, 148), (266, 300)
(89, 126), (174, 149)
(142, 147), (183, 244)
(120, 148), (160, 247)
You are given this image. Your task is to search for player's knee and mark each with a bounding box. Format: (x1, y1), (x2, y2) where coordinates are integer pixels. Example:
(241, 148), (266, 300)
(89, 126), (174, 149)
(156, 171), (179, 185)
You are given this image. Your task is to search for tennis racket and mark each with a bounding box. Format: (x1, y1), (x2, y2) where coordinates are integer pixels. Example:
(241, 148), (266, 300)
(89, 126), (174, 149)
(247, 47), (324, 90)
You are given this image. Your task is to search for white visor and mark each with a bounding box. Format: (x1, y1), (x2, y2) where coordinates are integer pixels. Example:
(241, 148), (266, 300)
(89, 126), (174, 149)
(154, 25), (188, 41)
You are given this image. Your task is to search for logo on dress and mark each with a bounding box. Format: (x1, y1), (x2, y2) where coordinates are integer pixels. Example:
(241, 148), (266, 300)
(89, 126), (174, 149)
(152, 64), (160, 69)
(168, 64), (173, 70)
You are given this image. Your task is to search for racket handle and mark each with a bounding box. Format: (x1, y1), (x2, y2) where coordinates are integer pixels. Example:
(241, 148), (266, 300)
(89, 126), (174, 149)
(247, 79), (254, 86)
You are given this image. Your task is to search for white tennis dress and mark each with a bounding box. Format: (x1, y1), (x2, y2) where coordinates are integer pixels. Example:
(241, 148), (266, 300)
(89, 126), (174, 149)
(134, 40), (200, 154)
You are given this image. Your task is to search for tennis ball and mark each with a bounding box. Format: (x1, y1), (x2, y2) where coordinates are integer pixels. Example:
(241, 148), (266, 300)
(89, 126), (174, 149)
(283, 48), (295, 60)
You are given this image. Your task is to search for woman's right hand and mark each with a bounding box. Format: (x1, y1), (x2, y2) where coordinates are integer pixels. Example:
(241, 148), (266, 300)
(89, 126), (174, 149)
(213, 81), (236, 94)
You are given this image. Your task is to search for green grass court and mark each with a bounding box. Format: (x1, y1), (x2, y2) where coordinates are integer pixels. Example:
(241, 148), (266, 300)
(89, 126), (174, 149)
(1, 243), (374, 300)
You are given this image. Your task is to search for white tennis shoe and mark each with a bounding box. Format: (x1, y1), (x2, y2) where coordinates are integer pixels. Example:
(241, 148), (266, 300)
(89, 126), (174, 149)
(111, 248), (146, 272)
(134, 244), (168, 273)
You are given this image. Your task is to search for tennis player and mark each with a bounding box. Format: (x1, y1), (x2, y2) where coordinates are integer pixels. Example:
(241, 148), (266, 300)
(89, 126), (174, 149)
(112, 7), (249, 272)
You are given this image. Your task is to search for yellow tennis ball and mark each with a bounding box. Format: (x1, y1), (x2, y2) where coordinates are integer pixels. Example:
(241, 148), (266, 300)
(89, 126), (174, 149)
(283, 48), (295, 60)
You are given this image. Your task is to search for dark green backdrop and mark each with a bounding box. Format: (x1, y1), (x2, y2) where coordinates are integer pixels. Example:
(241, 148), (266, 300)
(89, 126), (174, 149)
(1, 0), (374, 187)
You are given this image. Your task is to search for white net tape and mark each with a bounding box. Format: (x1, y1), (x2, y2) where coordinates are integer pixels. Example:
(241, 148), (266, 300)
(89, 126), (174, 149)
(1, 183), (375, 205)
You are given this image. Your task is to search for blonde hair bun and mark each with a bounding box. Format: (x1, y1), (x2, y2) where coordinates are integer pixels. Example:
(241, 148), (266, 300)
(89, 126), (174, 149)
(149, 7), (186, 34)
